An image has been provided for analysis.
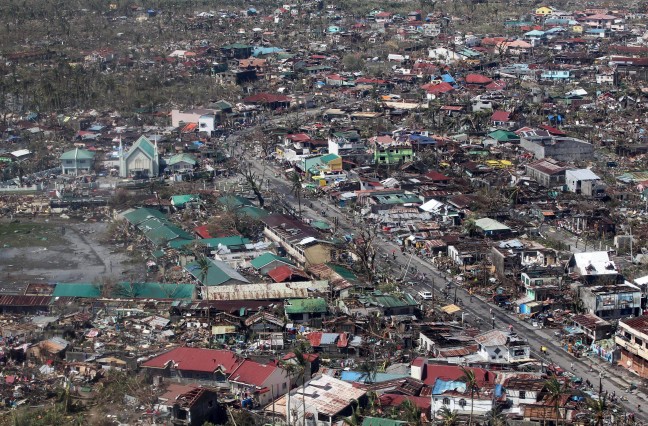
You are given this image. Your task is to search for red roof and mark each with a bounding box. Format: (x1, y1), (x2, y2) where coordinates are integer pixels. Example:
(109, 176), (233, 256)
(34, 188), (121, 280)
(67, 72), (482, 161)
(228, 359), (280, 387)
(424, 171), (450, 182)
(306, 331), (323, 347)
(539, 125), (566, 136)
(379, 394), (431, 411)
(285, 133), (312, 143)
(142, 347), (241, 373)
(421, 364), (493, 386)
(194, 225), (213, 239)
(485, 80), (507, 91)
(465, 73), (493, 85)
(422, 82), (454, 94)
(267, 265), (310, 283)
(337, 332), (349, 348)
(491, 110), (512, 122)
(282, 352), (320, 362)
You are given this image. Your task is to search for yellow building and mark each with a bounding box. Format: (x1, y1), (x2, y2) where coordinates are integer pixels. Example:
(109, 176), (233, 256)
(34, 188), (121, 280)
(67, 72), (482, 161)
(535, 6), (554, 15)
(572, 24), (584, 33)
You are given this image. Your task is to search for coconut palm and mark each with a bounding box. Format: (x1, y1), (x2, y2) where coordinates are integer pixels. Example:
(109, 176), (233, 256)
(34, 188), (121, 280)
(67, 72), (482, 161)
(438, 406), (459, 426)
(587, 396), (607, 426)
(343, 399), (361, 426)
(358, 361), (377, 384)
(544, 377), (569, 426)
(399, 399), (422, 426)
(460, 366), (479, 426)
(485, 405), (507, 426)
(290, 171), (303, 217)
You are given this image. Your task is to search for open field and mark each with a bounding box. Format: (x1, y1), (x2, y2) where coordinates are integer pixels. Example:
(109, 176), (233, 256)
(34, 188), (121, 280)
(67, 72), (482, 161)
(0, 219), (143, 287)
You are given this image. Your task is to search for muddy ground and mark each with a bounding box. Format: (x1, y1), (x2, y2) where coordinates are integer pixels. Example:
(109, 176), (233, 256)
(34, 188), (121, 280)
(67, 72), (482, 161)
(0, 219), (143, 290)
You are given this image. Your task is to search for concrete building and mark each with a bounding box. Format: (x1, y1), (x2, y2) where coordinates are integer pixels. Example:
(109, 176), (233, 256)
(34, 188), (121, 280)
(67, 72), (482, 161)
(519, 135), (594, 162)
(565, 169), (605, 196)
(474, 330), (531, 364)
(616, 316), (648, 379)
(60, 148), (95, 175)
(577, 282), (641, 320)
(524, 158), (567, 187)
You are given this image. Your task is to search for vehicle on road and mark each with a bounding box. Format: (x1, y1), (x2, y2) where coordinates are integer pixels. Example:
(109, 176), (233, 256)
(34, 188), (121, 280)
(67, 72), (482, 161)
(418, 290), (433, 300)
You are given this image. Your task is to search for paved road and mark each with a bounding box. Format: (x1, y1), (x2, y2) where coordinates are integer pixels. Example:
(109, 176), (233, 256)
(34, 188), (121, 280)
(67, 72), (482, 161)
(226, 125), (647, 420)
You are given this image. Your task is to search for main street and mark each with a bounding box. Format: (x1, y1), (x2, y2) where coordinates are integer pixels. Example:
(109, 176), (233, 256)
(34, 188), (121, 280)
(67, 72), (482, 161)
(227, 123), (647, 421)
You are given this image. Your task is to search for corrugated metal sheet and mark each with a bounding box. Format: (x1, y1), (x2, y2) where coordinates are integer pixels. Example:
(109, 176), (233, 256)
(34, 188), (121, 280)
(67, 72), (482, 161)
(204, 280), (329, 301)
(0, 295), (52, 306)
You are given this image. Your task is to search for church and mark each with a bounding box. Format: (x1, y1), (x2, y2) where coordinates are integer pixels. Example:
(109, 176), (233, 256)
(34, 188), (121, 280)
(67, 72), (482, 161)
(119, 135), (160, 179)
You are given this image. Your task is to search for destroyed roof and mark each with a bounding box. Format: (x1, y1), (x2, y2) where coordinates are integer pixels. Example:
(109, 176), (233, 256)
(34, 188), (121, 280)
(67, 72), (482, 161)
(185, 258), (250, 286)
(284, 298), (328, 314)
(621, 316), (648, 334)
(122, 207), (167, 226)
(142, 347), (241, 373)
(52, 282), (194, 299)
(571, 251), (617, 275)
(203, 280), (330, 301)
(267, 265), (310, 283)
(281, 375), (366, 417)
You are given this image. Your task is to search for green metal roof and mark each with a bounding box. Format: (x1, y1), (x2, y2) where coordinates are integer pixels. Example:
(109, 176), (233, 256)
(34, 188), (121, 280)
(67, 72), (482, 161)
(368, 292), (418, 308)
(362, 418), (407, 426)
(284, 298), (328, 314)
(487, 129), (520, 142)
(238, 206), (270, 219)
(185, 258), (250, 286)
(112, 282), (194, 299)
(60, 148), (95, 160)
(168, 153), (197, 166)
(250, 252), (293, 270)
(169, 236), (250, 250)
(122, 207), (166, 226)
(218, 195), (253, 208)
(320, 153), (341, 164)
(222, 43), (253, 49)
(326, 263), (357, 281)
(475, 217), (510, 232)
(53, 282), (100, 298)
(310, 220), (331, 231)
(171, 194), (200, 207)
(127, 135), (156, 158)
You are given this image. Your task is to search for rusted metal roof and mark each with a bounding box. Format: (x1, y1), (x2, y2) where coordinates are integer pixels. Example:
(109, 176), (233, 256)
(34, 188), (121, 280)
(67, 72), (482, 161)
(204, 280), (329, 301)
(0, 295), (52, 306)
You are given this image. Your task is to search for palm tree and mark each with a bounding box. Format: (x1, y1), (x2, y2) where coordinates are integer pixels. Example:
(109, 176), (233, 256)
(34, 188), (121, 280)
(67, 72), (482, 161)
(399, 399), (422, 426)
(587, 396), (607, 426)
(544, 377), (569, 426)
(438, 406), (459, 426)
(290, 171), (303, 217)
(358, 361), (377, 384)
(485, 406), (507, 426)
(194, 254), (211, 286)
(460, 366), (479, 426)
(282, 346), (308, 426)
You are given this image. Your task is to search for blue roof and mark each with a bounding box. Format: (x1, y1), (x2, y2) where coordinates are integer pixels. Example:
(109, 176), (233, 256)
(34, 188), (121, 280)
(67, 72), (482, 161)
(525, 30), (545, 36)
(441, 74), (455, 83)
(432, 379), (467, 395)
(252, 46), (283, 57)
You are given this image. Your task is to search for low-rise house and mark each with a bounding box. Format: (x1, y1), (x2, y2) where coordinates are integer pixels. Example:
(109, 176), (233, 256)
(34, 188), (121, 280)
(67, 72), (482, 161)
(474, 330), (531, 363)
(261, 214), (333, 266)
(369, 135), (414, 165)
(565, 169), (604, 197)
(525, 158), (567, 187)
(328, 131), (364, 157)
(569, 313), (612, 343)
(474, 218), (511, 238)
(167, 153), (197, 173)
(497, 372), (545, 412)
(268, 374), (366, 426)
(567, 251), (618, 285)
(60, 148), (96, 175)
(142, 348), (241, 385)
(250, 252), (295, 275)
(157, 384), (222, 426)
(228, 359), (290, 406)
(185, 258), (250, 286)
(284, 298), (329, 324)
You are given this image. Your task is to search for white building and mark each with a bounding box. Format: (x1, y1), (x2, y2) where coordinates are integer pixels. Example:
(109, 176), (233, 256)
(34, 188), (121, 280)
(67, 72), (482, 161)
(118, 135), (160, 179)
(474, 330), (531, 363)
(565, 168), (604, 196)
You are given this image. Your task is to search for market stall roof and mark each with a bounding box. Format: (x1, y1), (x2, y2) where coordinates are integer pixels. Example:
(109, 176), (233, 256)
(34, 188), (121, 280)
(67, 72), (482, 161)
(440, 304), (461, 314)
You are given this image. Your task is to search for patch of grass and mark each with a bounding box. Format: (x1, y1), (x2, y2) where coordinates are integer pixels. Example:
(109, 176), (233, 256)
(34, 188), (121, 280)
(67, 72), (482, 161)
(0, 221), (66, 248)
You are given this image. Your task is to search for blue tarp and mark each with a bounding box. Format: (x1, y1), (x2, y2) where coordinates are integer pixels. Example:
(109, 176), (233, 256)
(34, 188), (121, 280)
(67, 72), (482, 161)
(432, 379), (466, 395)
(441, 74), (455, 84)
